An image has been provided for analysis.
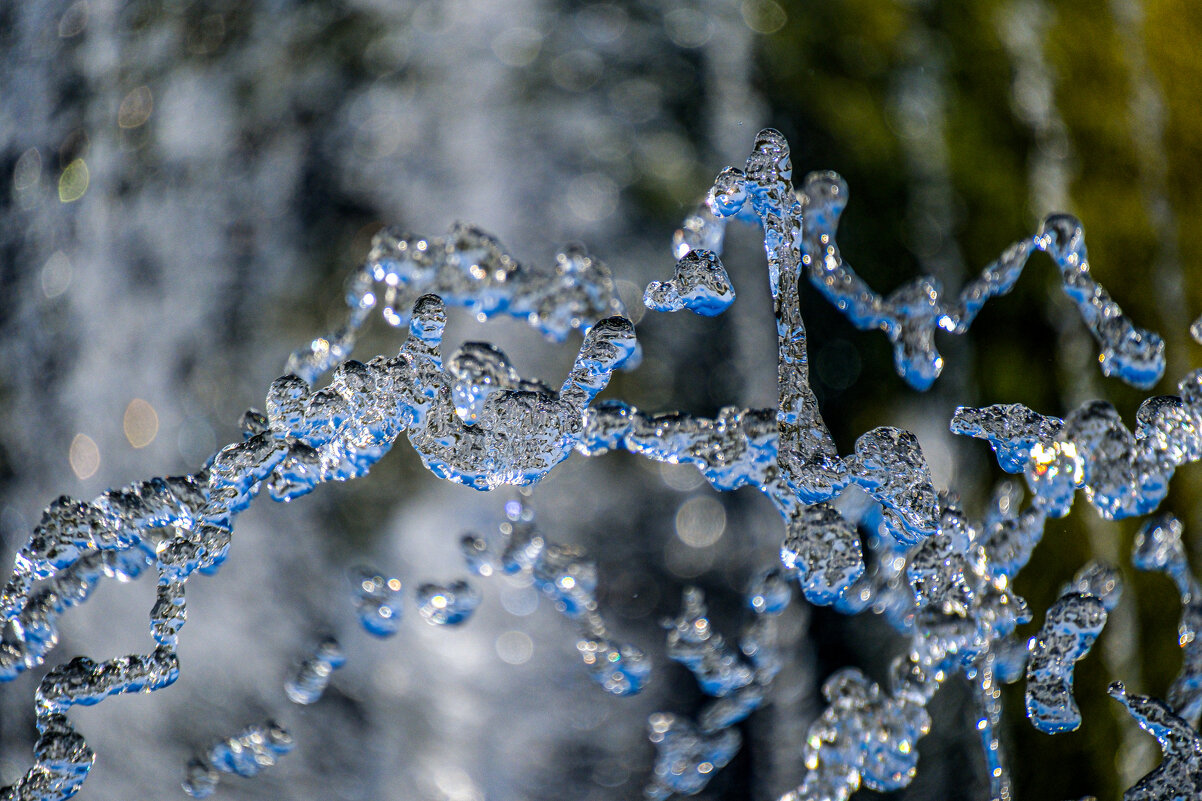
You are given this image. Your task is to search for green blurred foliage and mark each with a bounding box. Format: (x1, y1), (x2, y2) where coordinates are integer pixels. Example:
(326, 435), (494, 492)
(757, 0), (1202, 797)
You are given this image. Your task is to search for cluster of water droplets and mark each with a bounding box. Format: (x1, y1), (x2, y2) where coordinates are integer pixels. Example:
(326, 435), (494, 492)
(0, 125), (1195, 801)
(645, 572), (791, 800)
(416, 581), (480, 626)
(461, 500), (649, 696)
(352, 570), (404, 637)
(181, 721), (294, 799)
(785, 657), (935, 801)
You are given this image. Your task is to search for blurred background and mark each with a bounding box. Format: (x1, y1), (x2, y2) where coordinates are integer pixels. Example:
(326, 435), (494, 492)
(2, 0), (1202, 799)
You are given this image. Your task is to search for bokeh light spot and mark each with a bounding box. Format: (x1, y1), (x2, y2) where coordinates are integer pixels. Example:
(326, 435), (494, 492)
(496, 630), (534, 665)
(660, 461), (705, 492)
(69, 434), (100, 480)
(58, 0), (88, 38)
(741, 0), (787, 34)
(40, 251), (72, 299)
(491, 28), (542, 67)
(58, 159), (89, 203)
(118, 86), (154, 129)
(123, 399), (159, 449)
(13, 148), (41, 192)
(674, 496), (726, 548)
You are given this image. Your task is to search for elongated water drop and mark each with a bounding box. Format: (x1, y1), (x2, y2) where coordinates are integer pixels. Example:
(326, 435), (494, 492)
(285, 637), (345, 705)
(1025, 592), (1108, 734)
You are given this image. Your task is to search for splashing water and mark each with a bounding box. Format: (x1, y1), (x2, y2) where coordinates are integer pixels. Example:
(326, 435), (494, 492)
(0, 126), (1189, 801)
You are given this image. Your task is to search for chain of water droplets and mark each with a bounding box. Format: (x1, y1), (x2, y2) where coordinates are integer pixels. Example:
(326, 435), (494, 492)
(284, 222), (632, 385)
(0, 291), (635, 799)
(656, 151), (1165, 393)
(0, 127), (1198, 801)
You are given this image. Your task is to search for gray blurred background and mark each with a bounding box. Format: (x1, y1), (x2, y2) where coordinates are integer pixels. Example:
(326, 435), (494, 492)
(2, 1), (1202, 799)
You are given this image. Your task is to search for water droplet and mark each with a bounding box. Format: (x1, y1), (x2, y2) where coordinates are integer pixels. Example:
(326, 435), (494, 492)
(353, 569), (403, 637)
(416, 580), (480, 626)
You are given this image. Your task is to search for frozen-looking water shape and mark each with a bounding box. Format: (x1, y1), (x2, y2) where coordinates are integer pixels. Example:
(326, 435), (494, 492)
(950, 404), (1065, 474)
(0, 125), (1195, 801)
(181, 721), (294, 798)
(953, 376), (1202, 521)
(416, 580), (481, 626)
(781, 503), (864, 606)
(1108, 682), (1202, 801)
(1025, 591), (1108, 734)
(643, 249), (735, 316)
(285, 637), (346, 705)
(1131, 514), (1202, 725)
(652, 134), (1165, 391)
